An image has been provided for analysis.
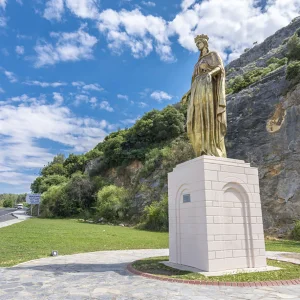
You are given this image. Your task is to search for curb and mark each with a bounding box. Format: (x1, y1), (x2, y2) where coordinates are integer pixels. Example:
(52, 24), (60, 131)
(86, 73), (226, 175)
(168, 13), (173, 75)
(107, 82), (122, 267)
(127, 263), (300, 287)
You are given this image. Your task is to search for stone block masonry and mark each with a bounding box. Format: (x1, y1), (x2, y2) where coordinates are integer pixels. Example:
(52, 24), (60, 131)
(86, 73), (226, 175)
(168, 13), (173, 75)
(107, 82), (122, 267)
(168, 156), (267, 272)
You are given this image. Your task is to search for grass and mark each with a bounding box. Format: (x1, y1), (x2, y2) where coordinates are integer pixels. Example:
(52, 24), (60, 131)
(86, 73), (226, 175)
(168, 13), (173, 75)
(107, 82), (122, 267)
(0, 218), (168, 267)
(265, 239), (300, 253)
(1, 218), (299, 268)
(133, 257), (300, 282)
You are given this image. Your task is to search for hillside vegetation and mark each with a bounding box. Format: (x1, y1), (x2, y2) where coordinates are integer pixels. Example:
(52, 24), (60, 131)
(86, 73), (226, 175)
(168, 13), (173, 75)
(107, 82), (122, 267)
(31, 105), (194, 230)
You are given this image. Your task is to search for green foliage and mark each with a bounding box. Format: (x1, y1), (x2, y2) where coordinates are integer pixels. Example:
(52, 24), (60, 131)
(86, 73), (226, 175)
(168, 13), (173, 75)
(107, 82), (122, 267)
(96, 185), (129, 222)
(287, 33), (300, 61)
(266, 57), (288, 67)
(31, 176), (43, 193)
(291, 221), (300, 241)
(40, 184), (67, 218)
(39, 175), (68, 193)
(138, 195), (168, 232)
(40, 173), (98, 218)
(0, 194), (26, 207)
(63, 154), (88, 177)
(85, 148), (103, 161)
(226, 58), (288, 94)
(286, 60), (300, 81)
(3, 198), (13, 208)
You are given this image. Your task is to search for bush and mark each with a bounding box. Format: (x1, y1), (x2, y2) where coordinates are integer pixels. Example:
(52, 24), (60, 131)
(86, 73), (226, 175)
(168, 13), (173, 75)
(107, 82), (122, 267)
(286, 60), (300, 81)
(96, 185), (129, 222)
(226, 58), (288, 95)
(287, 33), (300, 61)
(3, 199), (13, 208)
(40, 184), (68, 218)
(291, 221), (300, 241)
(138, 195), (169, 232)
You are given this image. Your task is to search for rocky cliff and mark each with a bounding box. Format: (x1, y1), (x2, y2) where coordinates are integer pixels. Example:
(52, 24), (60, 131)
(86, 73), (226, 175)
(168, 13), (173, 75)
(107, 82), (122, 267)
(226, 17), (300, 234)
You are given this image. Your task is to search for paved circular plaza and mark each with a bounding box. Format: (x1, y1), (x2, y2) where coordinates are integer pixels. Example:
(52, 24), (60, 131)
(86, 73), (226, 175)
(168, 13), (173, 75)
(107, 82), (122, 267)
(0, 249), (299, 300)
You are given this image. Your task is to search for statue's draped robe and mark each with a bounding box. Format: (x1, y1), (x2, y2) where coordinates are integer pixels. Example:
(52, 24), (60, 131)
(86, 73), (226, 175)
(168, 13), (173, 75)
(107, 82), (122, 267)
(187, 51), (227, 157)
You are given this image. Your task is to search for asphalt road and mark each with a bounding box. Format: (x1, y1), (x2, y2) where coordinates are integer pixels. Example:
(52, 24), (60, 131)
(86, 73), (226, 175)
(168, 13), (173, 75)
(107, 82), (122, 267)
(0, 208), (16, 217)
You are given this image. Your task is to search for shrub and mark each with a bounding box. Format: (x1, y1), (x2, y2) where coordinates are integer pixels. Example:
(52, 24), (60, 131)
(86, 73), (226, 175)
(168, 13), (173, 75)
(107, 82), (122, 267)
(286, 60), (300, 81)
(96, 185), (129, 222)
(3, 199), (13, 208)
(40, 184), (68, 218)
(287, 33), (300, 61)
(267, 57), (288, 67)
(291, 220), (300, 241)
(226, 58), (287, 95)
(139, 195), (169, 232)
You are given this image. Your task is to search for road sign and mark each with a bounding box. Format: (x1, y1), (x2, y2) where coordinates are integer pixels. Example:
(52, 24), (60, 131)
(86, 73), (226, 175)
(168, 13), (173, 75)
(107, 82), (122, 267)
(26, 194), (41, 205)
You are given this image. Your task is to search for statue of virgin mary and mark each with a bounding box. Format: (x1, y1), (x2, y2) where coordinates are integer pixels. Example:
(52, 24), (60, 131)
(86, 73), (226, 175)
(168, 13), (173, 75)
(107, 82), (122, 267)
(184, 34), (227, 158)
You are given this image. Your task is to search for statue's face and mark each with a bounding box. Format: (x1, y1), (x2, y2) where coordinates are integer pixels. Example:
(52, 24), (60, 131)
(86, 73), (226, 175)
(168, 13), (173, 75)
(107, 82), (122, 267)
(196, 41), (205, 51)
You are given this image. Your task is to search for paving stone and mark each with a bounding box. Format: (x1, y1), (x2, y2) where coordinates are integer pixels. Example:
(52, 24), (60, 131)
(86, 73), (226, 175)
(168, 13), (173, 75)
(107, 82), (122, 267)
(0, 249), (300, 299)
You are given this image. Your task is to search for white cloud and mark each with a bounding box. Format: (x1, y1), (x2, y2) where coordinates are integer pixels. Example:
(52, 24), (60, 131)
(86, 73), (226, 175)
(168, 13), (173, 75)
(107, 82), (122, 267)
(0, 99), (111, 189)
(64, 0), (99, 19)
(181, 0), (196, 11)
(1, 69), (18, 83)
(98, 8), (175, 61)
(0, 87), (4, 93)
(53, 92), (64, 106)
(99, 100), (114, 112)
(72, 81), (85, 87)
(141, 1), (156, 7)
(43, 0), (99, 20)
(24, 80), (67, 87)
(117, 94), (129, 100)
(15, 45), (25, 55)
(43, 0), (64, 21)
(82, 83), (103, 92)
(0, 16), (6, 27)
(0, 0), (6, 9)
(74, 94), (100, 107)
(34, 25), (98, 67)
(138, 101), (148, 108)
(169, 0), (300, 61)
(150, 90), (172, 101)
(4, 94), (46, 105)
(95, 0), (300, 64)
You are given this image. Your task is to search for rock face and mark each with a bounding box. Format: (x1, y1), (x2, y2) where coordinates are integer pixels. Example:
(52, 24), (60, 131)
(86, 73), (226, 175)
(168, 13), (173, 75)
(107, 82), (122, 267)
(226, 17), (300, 233)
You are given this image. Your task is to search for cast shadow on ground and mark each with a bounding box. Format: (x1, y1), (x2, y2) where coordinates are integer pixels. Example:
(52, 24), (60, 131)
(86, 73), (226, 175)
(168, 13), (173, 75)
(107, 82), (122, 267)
(11, 262), (133, 276)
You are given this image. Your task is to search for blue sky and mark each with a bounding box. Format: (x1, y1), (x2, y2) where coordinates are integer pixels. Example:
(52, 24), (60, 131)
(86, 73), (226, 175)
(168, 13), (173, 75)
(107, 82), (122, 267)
(0, 0), (299, 193)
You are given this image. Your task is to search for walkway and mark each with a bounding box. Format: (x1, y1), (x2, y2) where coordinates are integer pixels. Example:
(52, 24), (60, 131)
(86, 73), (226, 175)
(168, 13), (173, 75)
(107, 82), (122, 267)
(0, 249), (300, 300)
(0, 209), (31, 229)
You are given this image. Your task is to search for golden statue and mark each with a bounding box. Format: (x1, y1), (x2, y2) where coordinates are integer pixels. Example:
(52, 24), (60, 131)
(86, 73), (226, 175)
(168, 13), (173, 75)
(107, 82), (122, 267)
(183, 34), (227, 157)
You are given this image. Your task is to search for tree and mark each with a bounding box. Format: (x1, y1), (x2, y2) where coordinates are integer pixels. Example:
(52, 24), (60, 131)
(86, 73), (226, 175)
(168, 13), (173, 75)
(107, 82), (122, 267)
(64, 173), (95, 210)
(31, 176), (43, 193)
(39, 175), (68, 193)
(63, 154), (87, 177)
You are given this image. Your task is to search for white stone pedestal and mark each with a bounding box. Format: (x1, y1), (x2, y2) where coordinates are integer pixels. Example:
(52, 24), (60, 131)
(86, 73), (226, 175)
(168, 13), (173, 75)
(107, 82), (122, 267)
(168, 156), (267, 272)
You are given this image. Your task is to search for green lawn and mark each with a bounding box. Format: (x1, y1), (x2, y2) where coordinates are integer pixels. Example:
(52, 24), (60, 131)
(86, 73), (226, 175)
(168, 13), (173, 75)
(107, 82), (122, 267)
(0, 218), (168, 267)
(265, 239), (300, 253)
(0, 218), (299, 268)
(133, 257), (300, 282)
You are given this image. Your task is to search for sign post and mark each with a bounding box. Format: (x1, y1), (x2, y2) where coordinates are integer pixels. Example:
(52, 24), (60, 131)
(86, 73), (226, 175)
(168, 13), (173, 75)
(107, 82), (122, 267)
(26, 194), (41, 216)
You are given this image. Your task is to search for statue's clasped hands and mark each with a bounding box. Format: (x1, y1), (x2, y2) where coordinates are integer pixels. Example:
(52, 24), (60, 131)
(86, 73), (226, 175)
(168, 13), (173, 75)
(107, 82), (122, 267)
(206, 72), (212, 83)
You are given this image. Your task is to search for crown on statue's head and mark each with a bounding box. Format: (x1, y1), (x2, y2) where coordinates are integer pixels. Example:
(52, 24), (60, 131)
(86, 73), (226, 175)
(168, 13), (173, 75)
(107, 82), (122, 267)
(194, 34), (209, 43)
